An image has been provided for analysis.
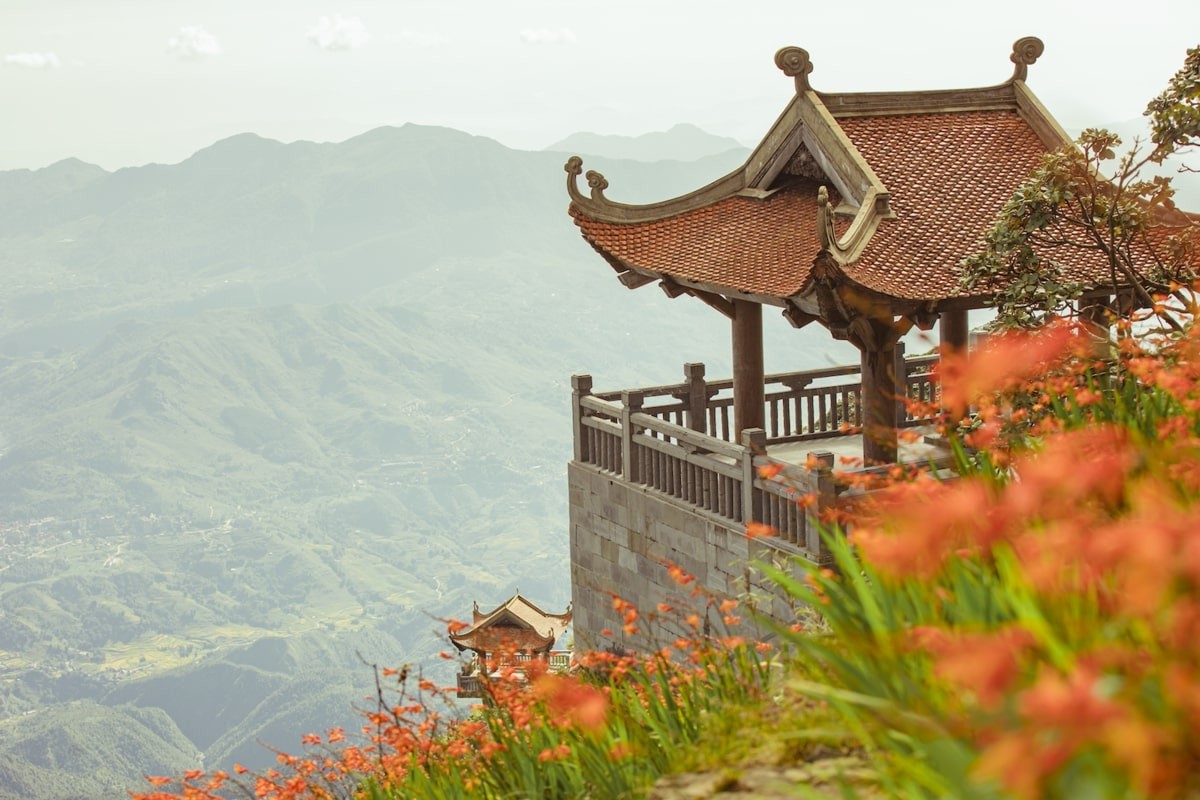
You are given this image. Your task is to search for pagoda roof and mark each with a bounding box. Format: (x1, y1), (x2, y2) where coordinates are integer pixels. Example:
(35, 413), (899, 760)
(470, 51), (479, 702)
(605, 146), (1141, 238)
(565, 38), (1193, 320)
(449, 593), (572, 654)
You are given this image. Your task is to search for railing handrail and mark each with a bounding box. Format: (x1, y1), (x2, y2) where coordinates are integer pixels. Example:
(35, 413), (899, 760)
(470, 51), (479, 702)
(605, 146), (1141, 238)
(629, 411), (744, 460)
(570, 353), (941, 564)
(593, 362), (870, 403)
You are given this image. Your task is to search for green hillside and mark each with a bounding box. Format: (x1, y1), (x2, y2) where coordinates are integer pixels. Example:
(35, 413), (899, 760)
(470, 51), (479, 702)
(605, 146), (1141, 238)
(0, 702), (197, 800)
(0, 124), (843, 798)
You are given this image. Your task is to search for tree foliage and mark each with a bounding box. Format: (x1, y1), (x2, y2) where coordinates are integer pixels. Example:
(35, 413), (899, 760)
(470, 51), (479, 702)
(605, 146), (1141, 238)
(962, 47), (1200, 330)
(1147, 45), (1200, 169)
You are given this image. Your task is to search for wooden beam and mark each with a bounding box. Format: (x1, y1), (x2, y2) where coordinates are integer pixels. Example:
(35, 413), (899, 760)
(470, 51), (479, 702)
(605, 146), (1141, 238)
(732, 299), (765, 437)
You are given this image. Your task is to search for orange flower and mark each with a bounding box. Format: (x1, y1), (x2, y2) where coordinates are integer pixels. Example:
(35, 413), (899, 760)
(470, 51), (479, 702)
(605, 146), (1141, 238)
(537, 744), (571, 762)
(534, 674), (609, 732)
(745, 522), (777, 539)
(608, 741), (634, 760)
(937, 322), (1075, 418)
(913, 625), (1035, 707)
(757, 462), (785, 480)
(665, 562), (696, 586)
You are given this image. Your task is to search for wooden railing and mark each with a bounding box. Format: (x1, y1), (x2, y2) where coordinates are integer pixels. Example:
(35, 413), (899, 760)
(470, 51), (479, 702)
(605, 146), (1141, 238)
(589, 345), (937, 444)
(457, 673), (483, 697)
(456, 650), (573, 698)
(571, 350), (939, 562)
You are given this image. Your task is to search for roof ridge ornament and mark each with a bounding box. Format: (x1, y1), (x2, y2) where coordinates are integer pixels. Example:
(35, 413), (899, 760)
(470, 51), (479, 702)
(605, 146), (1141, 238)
(1008, 36), (1044, 83)
(565, 156), (611, 204)
(816, 185), (848, 258)
(775, 46), (814, 93)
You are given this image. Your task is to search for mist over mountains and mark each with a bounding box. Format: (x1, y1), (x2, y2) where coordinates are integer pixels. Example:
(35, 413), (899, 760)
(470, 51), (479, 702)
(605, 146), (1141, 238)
(0, 122), (841, 798)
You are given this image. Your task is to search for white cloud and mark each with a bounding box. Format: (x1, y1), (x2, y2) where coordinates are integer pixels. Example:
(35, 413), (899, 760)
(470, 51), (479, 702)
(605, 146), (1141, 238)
(166, 26), (222, 61)
(519, 28), (577, 45)
(308, 15), (370, 51)
(3, 52), (60, 69)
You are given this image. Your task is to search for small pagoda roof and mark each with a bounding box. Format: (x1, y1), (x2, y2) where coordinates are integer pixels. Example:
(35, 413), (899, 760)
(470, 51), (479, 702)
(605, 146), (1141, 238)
(449, 593), (572, 654)
(565, 37), (1190, 320)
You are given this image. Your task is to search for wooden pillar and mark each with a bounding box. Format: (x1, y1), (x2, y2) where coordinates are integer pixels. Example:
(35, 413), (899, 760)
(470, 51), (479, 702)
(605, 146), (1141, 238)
(731, 299), (764, 437)
(893, 340), (908, 427)
(619, 390), (643, 483)
(939, 309), (969, 356)
(1080, 296), (1112, 354)
(939, 310), (969, 426)
(740, 427), (767, 524)
(860, 336), (899, 465)
(570, 374), (593, 463)
(683, 362), (708, 434)
(804, 450), (836, 564)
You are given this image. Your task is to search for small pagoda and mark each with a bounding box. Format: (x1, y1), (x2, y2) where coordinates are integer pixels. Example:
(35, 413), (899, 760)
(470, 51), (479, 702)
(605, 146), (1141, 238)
(450, 594), (572, 698)
(562, 36), (1196, 649)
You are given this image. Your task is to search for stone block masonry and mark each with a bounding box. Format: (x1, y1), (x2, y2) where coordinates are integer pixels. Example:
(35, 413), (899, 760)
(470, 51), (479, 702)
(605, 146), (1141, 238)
(569, 461), (792, 653)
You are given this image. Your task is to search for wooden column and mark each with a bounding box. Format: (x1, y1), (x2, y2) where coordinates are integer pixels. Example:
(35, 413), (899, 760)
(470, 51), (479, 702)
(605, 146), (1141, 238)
(740, 428), (767, 524)
(731, 299), (764, 437)
(939, 310), (969, 425)
(683, 362), (708, 434)
(856, 319), (900, 465)
(1080, 296), (1112, 355)
(939, 309), (969, 356)
(620, 391), (643, 483)
(570, 374), (593, 463)
(804, 450), (836, 564)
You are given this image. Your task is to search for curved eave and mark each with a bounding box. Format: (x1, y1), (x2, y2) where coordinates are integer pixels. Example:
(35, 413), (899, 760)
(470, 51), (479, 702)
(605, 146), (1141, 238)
(569, 180), (835, 302)
(450, 629), (556, 653)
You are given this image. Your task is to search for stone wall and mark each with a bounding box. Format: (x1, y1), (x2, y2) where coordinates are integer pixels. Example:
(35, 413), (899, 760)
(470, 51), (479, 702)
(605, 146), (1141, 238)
(569, 461), (797, 653)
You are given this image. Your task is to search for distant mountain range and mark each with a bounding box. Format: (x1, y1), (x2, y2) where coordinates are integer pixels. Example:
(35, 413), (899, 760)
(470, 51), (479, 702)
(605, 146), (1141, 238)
(544, 123), (748, 162)
(0, 122), (840, 799)
(9, 115), (1195, 798)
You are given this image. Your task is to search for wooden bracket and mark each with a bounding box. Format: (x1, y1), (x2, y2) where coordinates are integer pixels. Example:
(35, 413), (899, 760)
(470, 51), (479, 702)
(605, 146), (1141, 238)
(782, 301), (819, 329)
(618, 270), (658, 290)
(904, 307), (939, 331)
(689, 288), (735, 319)
(659, 278), (689, 299)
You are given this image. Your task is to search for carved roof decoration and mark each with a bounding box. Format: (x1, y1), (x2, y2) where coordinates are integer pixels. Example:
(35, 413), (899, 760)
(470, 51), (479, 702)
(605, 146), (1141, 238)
(449, 594), (572, 655)
(565, 36), (1119, 312)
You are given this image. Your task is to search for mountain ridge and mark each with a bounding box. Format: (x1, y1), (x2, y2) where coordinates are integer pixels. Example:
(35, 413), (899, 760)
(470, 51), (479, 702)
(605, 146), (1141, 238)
(0, 121), (836, 799)
(544, 123), (748, 162)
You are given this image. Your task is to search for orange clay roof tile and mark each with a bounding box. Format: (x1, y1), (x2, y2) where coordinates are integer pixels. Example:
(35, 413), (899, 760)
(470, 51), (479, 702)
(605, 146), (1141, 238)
(570, 109), (1194, 302)
(571, 178), (831, 297)
(838, 110), (1049, 299)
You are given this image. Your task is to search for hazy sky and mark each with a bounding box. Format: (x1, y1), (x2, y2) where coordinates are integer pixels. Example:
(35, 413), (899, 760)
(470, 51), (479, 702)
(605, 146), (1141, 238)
(3, 0), (1199, 171)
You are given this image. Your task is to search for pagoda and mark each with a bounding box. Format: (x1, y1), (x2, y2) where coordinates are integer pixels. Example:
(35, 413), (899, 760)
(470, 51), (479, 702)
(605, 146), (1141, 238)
(563, 37), (1196, 649)
(450, 594), (572, 698)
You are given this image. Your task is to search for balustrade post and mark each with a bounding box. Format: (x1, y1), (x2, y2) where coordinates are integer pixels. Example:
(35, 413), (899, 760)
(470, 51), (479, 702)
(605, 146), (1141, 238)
(893, 341), (908, 426)
(805, 450), (836, 562)
(683, 362), (708, 434)
(571, 374), (593, 463)
(740, 427), (767, 524)
(620, 391), (643, 483)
